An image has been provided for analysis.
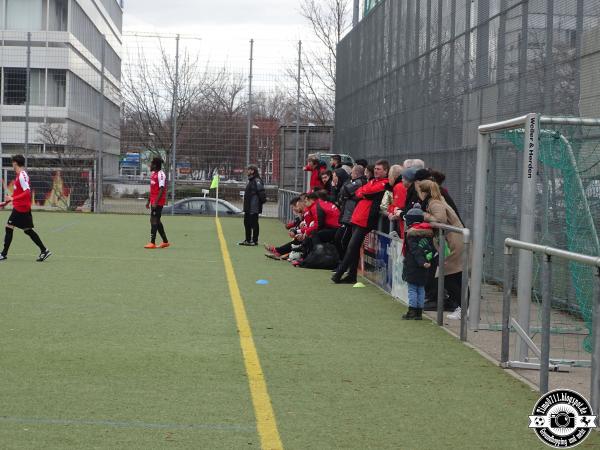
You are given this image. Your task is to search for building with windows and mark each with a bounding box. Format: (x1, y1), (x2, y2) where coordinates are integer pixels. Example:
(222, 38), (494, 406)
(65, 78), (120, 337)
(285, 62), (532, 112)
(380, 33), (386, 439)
(0, 0), (122, 175)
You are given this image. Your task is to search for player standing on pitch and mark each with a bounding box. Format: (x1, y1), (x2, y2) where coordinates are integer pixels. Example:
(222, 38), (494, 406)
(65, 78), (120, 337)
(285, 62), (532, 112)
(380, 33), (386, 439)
(144, 157), (170, 249)
(0, 155), (51, 262)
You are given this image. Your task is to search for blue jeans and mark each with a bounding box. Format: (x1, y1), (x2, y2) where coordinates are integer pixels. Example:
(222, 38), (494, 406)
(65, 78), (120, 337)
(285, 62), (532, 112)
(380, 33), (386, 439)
(408, 283), (425, 308)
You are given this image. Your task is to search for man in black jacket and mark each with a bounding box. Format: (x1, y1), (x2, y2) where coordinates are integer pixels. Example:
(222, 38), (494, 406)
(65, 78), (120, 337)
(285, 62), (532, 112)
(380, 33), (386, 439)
(239, 165), (266, 246)
(334, 165), (366, 259)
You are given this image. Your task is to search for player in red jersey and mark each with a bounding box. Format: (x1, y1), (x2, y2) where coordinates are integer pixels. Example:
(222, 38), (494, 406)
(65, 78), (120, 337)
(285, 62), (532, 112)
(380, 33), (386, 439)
(0, 155), (51, 262)
(144, 157), (170, 249)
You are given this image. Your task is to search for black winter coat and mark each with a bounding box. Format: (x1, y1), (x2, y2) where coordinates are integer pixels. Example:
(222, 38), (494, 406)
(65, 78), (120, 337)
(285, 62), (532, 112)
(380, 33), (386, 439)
(401, 183), (421, 219)
(337, 176), (367, 225)
(243, 176), (266, 214)
(402, 226), (435, 286)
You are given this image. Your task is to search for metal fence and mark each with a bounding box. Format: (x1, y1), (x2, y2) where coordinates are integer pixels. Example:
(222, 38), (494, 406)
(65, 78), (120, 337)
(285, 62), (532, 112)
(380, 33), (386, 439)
(337, 0), (600, 230)
(0, 29), (333, 214)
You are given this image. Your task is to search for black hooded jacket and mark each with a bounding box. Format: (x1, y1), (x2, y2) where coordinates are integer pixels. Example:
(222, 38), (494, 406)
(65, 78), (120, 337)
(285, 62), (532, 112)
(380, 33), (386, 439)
(243, 176), (266, 214)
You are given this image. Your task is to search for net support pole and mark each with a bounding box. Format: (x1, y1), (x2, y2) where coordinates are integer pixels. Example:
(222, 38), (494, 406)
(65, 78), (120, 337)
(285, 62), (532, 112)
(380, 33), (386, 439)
(96, 35), (106, 213)
(170, 35), (180, 215)
(501, 245), (513, 365)
(353, 0), (360, 27)
(591, 269), (600, 417)
(516, 113), (539, 361)
(24, 32), (31, 166)
(460, 230), (470, 341)
(436, 230), (446, 326)
(470, 131), (489, 330)
(294, 40), (302, 192)
(540, 254), (552, 394)
(246, 39), (254, 168)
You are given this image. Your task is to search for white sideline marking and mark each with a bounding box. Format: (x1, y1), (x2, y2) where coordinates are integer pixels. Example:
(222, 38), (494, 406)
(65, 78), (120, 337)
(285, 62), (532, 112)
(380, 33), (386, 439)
(0, 416), (255, 432)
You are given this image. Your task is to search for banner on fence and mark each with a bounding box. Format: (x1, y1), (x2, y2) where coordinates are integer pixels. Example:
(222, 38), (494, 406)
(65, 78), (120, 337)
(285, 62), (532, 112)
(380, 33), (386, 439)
(361, 231), (407, 303)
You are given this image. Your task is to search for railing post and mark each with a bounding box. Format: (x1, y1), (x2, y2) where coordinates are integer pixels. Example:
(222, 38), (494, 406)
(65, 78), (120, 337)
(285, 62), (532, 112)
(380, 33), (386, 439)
(591, 268), (600, 416)
(460, 231), (470, 341)
(501, 243), (513, 365)
(540, 254), (552, 394)
(437, 229), (446, 326)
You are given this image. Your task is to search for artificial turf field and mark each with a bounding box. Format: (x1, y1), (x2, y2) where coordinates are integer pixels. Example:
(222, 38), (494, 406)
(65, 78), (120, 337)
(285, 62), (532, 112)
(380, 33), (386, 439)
(0, 212), (598, 450)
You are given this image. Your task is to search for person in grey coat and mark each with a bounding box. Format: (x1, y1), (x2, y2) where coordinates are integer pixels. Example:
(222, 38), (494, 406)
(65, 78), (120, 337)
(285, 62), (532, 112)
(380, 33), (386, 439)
(239, 165), (266, 246)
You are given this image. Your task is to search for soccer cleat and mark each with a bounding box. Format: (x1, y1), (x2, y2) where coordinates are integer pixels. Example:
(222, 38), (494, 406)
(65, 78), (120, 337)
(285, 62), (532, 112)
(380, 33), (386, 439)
(144, 243), (157, 249)
(36, 250), (52, 262)
(0, 254), (7, 262)
(264, 244), (276, 253)
(238, 241), (252, 246)
(158, 242), (170, 248)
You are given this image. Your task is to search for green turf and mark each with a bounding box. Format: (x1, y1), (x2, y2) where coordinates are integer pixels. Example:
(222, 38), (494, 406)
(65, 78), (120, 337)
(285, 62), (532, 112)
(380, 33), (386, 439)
(0, 212), (598, 449)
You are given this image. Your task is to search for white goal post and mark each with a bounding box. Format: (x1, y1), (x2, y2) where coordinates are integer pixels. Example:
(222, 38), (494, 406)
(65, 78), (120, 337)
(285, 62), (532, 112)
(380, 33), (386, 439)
(471, 114), (600, 362)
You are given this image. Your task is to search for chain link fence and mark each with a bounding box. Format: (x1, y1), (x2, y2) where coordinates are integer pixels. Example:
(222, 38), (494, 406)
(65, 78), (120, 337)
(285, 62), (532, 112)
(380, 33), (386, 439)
(1, 25), (334, 217)
(336, 0), (600, 392)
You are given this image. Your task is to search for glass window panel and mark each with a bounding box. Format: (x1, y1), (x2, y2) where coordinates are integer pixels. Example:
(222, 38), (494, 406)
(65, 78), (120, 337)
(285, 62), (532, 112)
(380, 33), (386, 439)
(48, 69), (66, 107)
(6, 0), (43, 31)
(29, 69), (45, 105)
(3, 68), (26, 105)
(49, 0), (68, 31)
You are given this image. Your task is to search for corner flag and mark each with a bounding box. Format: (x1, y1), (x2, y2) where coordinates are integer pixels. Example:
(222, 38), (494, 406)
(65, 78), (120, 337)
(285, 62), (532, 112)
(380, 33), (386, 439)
(210, 175), (219, 189)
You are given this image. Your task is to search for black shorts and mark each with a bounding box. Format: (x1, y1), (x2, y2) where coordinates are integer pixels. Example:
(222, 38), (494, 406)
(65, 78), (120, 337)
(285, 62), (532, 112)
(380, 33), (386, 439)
(7, 210), (34, 229)
(151, 206), (163, 219)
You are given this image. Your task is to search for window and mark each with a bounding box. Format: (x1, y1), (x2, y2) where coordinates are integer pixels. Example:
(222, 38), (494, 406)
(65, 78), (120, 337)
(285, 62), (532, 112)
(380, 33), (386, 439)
(3, 68), (26, 105)
(29, 69), (45, 105)
(6, 0), (44, 31)
(47, 70), (66, 107)
(187, 200), (208, 213)
(212, 201), (232, 214)
(49, 0), (68, 31)
(3, 68), (45, 106)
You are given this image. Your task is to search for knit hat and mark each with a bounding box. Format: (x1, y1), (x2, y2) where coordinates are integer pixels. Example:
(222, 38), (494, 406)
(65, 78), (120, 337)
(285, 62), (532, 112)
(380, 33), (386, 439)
(402, 167), (418, 182)
(414, 168), (431, 182)
(405, 202), (425, 227)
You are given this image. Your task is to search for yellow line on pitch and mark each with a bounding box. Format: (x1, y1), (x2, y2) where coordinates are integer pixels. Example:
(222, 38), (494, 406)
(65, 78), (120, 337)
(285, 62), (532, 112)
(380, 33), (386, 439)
(215, 218), (283, 450)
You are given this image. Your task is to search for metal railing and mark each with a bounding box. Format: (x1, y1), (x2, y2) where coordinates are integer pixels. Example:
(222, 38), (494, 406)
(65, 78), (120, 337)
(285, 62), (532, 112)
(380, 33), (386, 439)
(430, 222), (471, 342)
(502, 238), (600, 415)
(277, 189), (301, 224)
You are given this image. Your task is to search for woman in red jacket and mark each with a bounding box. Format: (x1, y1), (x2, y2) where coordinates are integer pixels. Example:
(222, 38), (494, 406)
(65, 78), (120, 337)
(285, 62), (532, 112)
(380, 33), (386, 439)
(303, 157), (326, 192)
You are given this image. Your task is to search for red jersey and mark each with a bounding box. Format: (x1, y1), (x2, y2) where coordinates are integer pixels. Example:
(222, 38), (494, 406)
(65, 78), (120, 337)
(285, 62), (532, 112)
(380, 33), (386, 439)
(304, 199), (340, 236)
(149, 170), (167, 206)
(12, 170), (32, 212)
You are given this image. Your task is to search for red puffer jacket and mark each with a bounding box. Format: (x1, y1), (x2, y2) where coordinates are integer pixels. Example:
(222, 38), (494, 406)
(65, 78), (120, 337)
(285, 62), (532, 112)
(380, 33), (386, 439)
(388, 182), (407, 238)
(351, 177), (389, 229)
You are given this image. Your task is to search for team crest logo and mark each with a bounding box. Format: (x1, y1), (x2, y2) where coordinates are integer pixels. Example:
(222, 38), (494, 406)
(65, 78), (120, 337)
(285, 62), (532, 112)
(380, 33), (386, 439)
(529, 389), (597, 447)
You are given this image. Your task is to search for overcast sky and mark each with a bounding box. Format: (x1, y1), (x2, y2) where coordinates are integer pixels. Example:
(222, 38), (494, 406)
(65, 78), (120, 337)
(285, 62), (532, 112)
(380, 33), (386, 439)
(122, 0), (314, 68)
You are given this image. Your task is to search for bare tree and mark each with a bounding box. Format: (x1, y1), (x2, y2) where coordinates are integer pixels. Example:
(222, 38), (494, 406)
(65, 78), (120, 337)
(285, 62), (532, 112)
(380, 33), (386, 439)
(121, 38), (211, 168)
(37, 122), (85, 151)
(296, 0), (352, 124)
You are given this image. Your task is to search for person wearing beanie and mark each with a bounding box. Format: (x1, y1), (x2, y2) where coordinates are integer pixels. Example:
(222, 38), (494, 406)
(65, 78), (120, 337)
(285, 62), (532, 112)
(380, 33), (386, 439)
(397, 166), (420, 222)
(401, 203), (435, 320)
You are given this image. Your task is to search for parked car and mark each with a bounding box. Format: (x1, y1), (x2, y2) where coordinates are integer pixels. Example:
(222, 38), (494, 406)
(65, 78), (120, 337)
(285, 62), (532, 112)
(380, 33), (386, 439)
(314, 152), (355, 167)
(162, 198), (242, 215)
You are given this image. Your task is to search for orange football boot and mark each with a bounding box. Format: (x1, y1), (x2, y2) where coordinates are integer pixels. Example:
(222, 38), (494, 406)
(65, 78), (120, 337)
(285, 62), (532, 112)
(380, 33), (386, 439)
(144, 243), (157, 249)
(158, 242), (170, 249)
